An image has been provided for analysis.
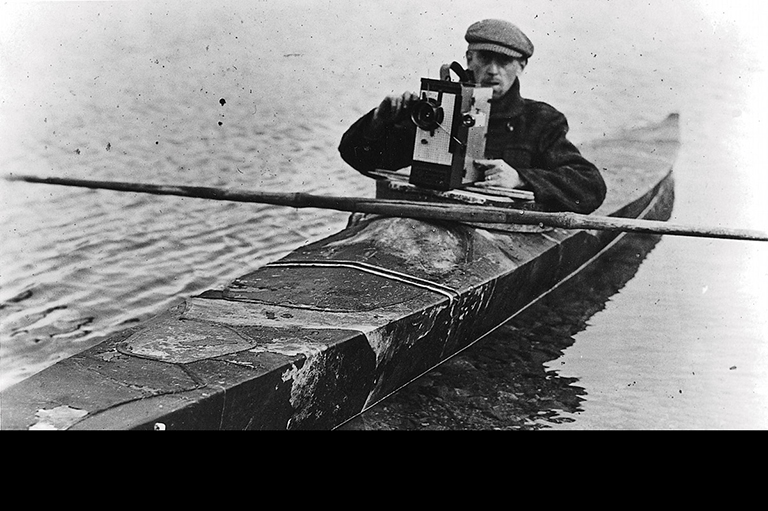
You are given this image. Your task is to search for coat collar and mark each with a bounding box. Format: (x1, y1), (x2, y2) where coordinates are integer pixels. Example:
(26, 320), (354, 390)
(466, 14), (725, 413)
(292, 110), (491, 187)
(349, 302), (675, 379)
(489, 78), (524, 119)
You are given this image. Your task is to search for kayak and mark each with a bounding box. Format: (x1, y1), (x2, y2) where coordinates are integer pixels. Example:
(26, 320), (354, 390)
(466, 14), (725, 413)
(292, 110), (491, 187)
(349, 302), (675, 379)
(0, 113), (680, 430)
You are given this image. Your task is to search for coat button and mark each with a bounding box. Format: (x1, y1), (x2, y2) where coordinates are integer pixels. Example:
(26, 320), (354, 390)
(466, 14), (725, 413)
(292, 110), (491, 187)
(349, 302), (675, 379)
(506, 122), (515, 132)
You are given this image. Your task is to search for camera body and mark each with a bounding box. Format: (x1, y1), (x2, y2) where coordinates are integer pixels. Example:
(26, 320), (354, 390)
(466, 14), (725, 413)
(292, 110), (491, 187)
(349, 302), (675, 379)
(409, 75), (493, 191)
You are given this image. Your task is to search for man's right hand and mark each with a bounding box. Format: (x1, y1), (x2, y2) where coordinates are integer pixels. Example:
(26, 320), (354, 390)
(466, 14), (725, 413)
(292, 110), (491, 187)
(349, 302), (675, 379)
(366, 91), (419, 138)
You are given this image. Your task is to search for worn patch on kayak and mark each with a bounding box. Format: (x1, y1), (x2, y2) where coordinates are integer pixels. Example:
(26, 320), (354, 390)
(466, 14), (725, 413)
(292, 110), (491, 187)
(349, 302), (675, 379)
(314, 217), (469, 278)
(29, 405), (88, 430)
(120, 319), (252, 364)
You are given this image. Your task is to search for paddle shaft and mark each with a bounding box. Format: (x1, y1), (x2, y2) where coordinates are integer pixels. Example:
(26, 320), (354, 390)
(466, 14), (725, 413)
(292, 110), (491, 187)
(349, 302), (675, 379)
(7, 174), (768, 242)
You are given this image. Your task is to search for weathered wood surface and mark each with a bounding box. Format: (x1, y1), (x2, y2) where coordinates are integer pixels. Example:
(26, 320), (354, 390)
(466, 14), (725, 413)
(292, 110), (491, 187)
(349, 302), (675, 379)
(0, 115), (680, 430)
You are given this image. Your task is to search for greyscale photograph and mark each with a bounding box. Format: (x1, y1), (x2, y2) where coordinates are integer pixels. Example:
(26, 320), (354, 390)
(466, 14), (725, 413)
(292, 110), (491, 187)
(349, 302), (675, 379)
(0, 0), (766, 430)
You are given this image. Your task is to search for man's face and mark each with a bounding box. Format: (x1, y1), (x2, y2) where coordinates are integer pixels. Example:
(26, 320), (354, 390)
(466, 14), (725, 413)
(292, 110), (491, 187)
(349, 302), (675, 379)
(466, 50), (525, 100)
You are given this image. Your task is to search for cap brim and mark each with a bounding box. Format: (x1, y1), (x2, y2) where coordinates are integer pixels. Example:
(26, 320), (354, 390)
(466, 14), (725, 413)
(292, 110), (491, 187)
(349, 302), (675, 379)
(467, 42), (524, 58)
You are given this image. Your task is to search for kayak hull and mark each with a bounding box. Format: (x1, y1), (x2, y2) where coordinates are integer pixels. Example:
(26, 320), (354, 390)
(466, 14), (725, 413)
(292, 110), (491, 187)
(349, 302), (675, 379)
(0, 115), (679, 430)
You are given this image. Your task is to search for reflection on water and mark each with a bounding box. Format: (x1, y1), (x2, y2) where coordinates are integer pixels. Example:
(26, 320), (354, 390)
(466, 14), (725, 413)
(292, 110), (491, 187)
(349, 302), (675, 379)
(344, 232), (665, 430)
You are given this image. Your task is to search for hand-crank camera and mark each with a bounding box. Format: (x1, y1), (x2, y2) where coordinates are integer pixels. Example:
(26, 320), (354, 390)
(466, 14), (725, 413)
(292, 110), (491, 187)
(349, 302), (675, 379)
(409, 63), (493, 191)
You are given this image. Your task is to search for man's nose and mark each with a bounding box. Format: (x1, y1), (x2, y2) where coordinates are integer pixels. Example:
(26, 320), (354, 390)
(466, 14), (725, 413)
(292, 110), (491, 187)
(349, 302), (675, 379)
(485, 61), (501, 74)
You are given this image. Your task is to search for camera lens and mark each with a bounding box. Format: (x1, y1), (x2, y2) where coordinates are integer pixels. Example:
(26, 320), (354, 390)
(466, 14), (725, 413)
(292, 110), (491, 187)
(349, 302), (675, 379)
(411, 99), (444, 131)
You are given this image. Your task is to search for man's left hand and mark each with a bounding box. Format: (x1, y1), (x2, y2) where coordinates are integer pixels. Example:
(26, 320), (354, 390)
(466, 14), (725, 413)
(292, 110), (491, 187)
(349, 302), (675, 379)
(473, 159), (524, 189)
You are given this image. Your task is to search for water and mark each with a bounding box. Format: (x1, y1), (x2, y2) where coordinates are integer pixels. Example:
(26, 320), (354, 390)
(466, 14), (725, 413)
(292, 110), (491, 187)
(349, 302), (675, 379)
(1, 0), (766, 429)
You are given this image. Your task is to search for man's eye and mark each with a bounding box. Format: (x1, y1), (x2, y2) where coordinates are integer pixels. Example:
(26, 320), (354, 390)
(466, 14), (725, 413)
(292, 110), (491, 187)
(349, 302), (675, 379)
(476, 52), (513, 67)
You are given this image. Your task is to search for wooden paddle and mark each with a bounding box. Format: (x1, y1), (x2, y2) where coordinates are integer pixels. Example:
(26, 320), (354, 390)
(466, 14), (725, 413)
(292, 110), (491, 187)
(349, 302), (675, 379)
(5, 174), (767, 242)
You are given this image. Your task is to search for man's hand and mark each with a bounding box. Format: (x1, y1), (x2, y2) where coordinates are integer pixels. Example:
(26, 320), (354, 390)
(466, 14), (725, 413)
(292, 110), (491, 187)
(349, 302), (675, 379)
(366, 91), (419, 137)
(473, 159), (524, 189)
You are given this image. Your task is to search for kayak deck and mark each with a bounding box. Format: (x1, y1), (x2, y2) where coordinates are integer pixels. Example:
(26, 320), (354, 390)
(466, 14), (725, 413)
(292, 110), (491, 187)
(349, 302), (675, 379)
(0, 114), (680, 430)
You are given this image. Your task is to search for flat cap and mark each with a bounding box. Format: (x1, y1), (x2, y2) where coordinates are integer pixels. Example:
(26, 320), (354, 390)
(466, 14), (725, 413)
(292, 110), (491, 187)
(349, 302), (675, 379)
(465, 19), (534, 59)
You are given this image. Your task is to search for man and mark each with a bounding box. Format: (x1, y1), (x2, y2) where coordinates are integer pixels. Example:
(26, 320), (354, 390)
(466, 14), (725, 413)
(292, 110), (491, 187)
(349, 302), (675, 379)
(338, 19), (607, 214)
